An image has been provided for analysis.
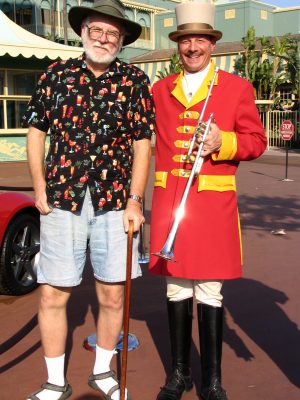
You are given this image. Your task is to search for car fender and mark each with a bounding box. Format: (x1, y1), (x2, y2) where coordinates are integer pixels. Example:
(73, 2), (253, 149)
(0, 192), (38, 247)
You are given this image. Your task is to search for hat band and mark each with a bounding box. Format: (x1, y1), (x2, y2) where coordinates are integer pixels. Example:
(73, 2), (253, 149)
(177, 23), (213, 31)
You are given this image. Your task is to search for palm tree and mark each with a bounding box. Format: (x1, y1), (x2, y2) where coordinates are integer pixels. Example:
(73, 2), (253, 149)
(234, 27), (299, 108)
(155, 53), (183, 80)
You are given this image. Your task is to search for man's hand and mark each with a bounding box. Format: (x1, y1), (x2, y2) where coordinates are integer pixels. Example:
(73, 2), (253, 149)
(193, 122), (222, 157)
(34, 189), (52, 215)
(123, 201), (145, 233)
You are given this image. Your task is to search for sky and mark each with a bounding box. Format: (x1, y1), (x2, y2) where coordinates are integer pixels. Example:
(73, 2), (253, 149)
(260, 0), (300, 6)
(226, 0), (300, 7)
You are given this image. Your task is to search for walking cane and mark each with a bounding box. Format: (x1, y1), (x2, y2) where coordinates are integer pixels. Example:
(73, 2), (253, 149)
(120, 220), (134, 400)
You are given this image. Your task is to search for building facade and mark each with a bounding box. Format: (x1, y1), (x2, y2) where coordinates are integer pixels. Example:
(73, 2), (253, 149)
(0, 1), (299, 62)
(0, 0), (299, 160)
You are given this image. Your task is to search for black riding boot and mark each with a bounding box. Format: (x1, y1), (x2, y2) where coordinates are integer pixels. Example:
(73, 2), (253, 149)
(198, 303), (228, 400)
(156, 298), (194, 400)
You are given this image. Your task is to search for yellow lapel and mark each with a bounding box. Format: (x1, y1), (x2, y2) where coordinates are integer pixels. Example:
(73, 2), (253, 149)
(171, 72), (188, 108)
(171, 61), (219, 110)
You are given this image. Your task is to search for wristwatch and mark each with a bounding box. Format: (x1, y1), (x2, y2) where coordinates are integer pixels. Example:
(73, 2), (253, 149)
(129, 194), (143, 204)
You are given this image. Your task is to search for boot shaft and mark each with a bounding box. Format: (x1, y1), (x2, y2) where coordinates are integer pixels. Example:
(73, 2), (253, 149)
(197, 303), (224, 387)
(167, 297), (193, 373)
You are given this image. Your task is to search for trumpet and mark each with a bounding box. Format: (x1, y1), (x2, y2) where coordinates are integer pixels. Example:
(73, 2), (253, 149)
(185, 66), (219, 161)
(153, 113), (214, 261)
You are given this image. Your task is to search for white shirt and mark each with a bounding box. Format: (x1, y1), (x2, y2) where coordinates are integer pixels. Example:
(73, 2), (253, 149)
(182, 63), (211, 101)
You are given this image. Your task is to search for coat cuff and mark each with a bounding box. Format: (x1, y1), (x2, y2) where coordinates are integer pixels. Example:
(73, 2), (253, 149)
(212, 131), (237, 161)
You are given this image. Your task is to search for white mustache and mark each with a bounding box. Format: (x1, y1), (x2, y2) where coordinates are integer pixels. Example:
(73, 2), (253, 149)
(92, 44), (110, 51)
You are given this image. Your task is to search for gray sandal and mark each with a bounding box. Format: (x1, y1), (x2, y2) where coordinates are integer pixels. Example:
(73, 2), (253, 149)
(27, 381), (72, 400)
(88, 371), (130, 399)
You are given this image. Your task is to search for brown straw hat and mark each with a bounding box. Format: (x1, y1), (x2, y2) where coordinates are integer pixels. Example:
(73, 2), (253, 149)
(68, 0), (142, 46)
(169, 1), (222, 42)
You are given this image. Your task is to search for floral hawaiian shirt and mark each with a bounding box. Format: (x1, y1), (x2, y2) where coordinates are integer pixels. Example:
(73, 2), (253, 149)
(22, 55), (155, 213)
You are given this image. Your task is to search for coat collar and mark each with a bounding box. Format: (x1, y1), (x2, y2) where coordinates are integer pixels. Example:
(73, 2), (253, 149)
(171, 60), (219, 109)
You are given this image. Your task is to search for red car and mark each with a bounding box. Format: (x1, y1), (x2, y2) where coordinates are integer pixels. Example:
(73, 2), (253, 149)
(0, 192), (40, 295)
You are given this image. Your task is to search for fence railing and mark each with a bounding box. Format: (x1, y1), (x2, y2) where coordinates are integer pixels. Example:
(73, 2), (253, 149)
(259, 110), (299, 149)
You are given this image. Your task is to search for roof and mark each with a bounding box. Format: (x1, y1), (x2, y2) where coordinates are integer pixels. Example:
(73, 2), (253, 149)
(0, 10), (83, 60)
(130, 41), (245, 64)
(131, 34), (300, 63)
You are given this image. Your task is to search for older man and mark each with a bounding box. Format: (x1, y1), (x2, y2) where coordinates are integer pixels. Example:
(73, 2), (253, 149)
(149, 1), (267, 400)
(23, 1), (154, 399)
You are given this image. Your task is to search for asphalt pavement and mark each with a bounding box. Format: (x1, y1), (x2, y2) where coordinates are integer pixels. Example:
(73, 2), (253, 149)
(0, 148), (300, 400)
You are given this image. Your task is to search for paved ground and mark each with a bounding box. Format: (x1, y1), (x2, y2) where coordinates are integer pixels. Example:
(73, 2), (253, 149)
(0, 149), (300, 400)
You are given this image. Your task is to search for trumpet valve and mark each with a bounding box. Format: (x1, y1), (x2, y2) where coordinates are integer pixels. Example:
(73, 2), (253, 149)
(183, 154), (192, 162)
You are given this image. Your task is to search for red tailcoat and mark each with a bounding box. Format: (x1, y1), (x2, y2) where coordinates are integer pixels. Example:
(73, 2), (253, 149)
(149, 63), (267, 280)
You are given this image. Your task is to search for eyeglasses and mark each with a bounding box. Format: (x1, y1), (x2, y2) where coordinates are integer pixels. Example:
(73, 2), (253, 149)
(86, 25), (121, 43)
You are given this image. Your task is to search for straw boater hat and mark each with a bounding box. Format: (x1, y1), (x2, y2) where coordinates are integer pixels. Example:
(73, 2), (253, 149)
(169, 0), (222, 42)
(68, 0), (142, 46)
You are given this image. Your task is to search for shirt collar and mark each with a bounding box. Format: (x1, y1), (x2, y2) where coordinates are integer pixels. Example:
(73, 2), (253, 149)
(72, 54), (123, 78)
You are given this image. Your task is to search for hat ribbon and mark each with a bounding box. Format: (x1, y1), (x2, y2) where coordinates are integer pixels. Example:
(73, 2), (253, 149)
(177, 23), (213, 31)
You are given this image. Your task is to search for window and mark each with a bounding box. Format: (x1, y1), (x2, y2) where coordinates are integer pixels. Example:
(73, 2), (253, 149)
(7, 100), (29, 129)
(41, 9), (50, 25)
(0, 71), (4, 95)
(1, 1), (14, 21)
(225, 9), (236, 20)
(16, 0), (33, 25)
(41, 0), (50, 25)
(261, 10), (268, 20)
(164, 18), (174, 28)
(138, 13), (151, 41)
(0, 69), (41, 131)
(0, 101), (4, 129)
(140, 20), (150, 41)
(7, 71), (39, 96)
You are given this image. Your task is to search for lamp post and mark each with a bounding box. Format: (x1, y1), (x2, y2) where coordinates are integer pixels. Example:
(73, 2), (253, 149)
(63, 0), (68, 44)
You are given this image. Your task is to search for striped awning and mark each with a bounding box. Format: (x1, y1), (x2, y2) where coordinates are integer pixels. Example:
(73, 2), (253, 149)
(0, 10), (83, 60)
(134, 54), (238, 84)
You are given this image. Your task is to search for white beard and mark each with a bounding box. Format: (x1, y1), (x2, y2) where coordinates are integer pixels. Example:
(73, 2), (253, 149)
(82, 34), (122, 68)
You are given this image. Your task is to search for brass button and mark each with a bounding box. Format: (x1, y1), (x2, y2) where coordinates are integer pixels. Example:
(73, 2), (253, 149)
(184, 142), (189, 148)
(185, 126), (190, 132)
(181, 170), (186, 176)
(186, 112), (190, 118)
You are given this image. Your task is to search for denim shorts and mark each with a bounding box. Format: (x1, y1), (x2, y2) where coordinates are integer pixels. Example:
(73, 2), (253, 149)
(38, 189), (141, 286)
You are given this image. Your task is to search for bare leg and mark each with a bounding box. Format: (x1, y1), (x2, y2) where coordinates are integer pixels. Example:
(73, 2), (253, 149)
(27, 284), (72, 400)
(90, 280), (128, 399)
(95, 280), (124, 350)
(39, 284), (72, 357)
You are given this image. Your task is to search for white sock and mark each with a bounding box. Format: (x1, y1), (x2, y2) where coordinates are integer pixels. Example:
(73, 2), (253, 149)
(93, 346), (127, 400)
(27, 354), (66, 400)
(93, 345), (115, 374)
(46, 354), (65, 386)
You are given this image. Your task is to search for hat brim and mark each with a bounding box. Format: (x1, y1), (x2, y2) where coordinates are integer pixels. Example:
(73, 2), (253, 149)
(68, 6), (142, 46)
(169, 29), (222, 42)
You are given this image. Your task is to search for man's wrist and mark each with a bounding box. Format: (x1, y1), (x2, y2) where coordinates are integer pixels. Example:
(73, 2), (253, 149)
(128, 194), (143, 204)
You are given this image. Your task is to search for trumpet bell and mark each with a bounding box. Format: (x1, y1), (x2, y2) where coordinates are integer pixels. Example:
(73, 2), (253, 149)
(152, 250), (176, 262)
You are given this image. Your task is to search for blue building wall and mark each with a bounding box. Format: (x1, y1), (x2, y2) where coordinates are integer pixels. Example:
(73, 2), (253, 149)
(215, 1), (275, 41)
(273, 7), (300, 36)
(0, 0), (299, 161)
